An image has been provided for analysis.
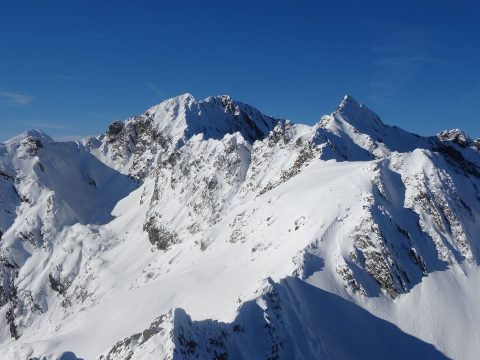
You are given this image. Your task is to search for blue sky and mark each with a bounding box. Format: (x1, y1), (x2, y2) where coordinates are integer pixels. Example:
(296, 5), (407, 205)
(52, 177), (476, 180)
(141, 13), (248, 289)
(1, 0), (479, 141)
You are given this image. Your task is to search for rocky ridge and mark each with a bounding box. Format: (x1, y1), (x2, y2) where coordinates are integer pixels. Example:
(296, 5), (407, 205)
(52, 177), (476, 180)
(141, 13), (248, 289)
(0, 94), (479, 359)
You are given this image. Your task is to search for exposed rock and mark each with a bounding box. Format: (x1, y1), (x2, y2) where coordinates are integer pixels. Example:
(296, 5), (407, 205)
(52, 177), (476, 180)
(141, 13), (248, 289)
(435, 144), (480, 178)
(21, 136), (43, 156)
(143, 216), (179, 250)
(48, 273), (68, 294)
(106, 121), (125, 143)
(438, 129), (471, 148)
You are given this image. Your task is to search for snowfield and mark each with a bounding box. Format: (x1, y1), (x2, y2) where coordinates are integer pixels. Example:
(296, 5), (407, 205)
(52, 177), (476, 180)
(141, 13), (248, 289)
(0, 94), (479, 359)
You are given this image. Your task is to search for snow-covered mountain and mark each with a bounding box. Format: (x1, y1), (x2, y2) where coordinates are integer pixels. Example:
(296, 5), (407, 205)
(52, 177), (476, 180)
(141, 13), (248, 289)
(1, 94), (479, 359)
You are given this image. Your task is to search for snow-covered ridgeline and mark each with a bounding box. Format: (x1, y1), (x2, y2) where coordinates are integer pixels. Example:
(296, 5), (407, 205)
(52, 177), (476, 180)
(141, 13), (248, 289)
(0, 94), (479, 359)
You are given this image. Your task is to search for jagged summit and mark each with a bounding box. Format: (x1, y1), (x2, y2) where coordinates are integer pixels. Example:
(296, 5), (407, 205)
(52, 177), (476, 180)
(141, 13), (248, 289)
(124, 93), (280, 145)
(84, 93), (480, 179)
(437, 128), (473, 148)
(88, 93), (282, 178)
(336, 94), (360, 111)
(334, 94), (384, 132)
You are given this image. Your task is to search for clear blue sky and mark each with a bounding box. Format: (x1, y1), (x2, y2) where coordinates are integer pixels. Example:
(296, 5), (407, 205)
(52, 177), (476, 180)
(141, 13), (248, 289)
(1, 0), (479, 141)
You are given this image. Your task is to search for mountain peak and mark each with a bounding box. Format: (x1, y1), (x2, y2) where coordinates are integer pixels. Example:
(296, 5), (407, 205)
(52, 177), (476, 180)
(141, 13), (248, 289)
(437, 128), (473, 148)
(333, 94), (383, 132)
(96, 93), (282, 178)
(139, 93), (280, 145)
(4, 129), (54, 145)
(171, 92), (196, 104)
(146, 93), (196, 114)
(337, 94), (361, 112)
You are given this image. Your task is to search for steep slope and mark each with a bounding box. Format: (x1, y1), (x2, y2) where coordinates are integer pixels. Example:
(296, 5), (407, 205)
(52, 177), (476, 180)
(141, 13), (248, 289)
(0, 94), (479, 359)
(0, 130), (137, 342)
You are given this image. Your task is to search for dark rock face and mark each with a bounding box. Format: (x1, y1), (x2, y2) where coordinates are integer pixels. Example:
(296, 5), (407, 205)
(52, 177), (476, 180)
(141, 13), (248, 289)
(0, 171), (14, 181)
(267, 121), (293, 146)
(21, 136), (43, 156)
(1, 260), (19, 340)
(108, 121), (124, 135)
(6, 292), (19, 339)
(104, 116), (173, 180)
(49, 273), (68, 294)
(0, 259), (18, 308)
(435, 144), (480, 178)
(108, 119), (129, 145)
(438, 129), (471, 148)
(143, 217), (179, 251)
(201, 95), (279, 143)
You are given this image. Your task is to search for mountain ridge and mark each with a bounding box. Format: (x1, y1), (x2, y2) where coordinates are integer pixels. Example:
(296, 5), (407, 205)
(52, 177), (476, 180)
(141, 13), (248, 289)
(0, 94), (479, 359)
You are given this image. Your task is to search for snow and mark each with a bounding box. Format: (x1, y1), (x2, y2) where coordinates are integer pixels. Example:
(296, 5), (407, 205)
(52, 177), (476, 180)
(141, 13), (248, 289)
(3, 129), (54, 146)
(0, 93), (479, 359)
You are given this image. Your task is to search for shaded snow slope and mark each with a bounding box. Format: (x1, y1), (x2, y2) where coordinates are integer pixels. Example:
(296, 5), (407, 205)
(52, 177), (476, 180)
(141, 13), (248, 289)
(99, 278), (449, 360)
(1, 94), (479, 359)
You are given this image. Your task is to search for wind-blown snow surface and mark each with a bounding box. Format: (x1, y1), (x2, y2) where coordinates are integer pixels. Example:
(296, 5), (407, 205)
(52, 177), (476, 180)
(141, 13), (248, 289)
(1, 94), (480, 359)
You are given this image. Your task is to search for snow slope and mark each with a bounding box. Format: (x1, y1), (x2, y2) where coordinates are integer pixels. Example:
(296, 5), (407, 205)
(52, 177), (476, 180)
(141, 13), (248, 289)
(0, 94), (479, 359)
